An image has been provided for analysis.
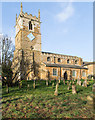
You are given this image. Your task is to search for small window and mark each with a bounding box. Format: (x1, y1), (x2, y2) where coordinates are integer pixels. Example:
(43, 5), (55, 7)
(31, 24), (32, 30)
(72, 70), (76, 77)
(75, 60), (77, 64)
(29, 21), (32, 30)
(53, 69), (57, 76)
(47, 57), (50, 61)
(67, 59), (69, 64)
(58, 58), (61, 62)
(82, 71), (86, 77)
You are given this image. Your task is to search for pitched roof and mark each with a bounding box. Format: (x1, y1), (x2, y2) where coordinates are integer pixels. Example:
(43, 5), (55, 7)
(45, 63), (88, 70)
(83, 62), (95, 66)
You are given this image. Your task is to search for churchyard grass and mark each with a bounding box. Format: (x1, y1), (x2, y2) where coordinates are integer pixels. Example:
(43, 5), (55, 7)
(2, 79), (94, 118)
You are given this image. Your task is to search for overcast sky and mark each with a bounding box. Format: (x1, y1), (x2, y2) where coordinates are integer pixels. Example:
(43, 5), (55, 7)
(2, 2), (93, 62)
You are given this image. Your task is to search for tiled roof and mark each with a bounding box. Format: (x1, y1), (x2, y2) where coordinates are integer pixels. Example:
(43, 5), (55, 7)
(83, 62), (95, 66)
(45, 63), (88, 70)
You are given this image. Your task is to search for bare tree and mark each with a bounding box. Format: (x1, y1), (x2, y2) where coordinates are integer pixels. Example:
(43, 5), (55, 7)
(1, 35), (14, 93)
(12, 49), (40, 89)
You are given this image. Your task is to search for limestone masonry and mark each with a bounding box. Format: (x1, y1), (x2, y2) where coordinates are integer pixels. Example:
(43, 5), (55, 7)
(12, 3), (95, 81)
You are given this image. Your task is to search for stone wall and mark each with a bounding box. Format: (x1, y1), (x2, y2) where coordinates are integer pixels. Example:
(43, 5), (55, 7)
(41, 52), (83, 66)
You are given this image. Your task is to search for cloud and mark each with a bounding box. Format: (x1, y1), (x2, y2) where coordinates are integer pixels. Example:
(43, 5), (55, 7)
(56, 2), (74, 22)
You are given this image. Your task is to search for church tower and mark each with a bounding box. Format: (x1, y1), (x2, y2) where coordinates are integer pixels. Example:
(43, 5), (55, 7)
(12, 3), (42, 81)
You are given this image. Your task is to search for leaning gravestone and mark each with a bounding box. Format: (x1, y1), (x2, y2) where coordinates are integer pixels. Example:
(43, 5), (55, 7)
(54, 82), (59, 96)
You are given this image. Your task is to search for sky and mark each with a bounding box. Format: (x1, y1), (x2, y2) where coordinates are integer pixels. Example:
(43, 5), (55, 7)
(1, 2), (93, 62)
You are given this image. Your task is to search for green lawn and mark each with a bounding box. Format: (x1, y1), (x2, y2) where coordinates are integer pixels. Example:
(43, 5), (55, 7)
(2, 79), (94, 118)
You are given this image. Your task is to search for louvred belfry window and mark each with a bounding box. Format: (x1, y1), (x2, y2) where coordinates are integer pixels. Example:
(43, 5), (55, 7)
(29, 21), (32, 30)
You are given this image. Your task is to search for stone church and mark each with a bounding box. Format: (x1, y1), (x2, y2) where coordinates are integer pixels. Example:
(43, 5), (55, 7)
(12, 3), (94, 81)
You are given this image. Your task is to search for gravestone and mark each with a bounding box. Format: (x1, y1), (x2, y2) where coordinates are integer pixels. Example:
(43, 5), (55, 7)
(79, 81), (81, 86)
(72, 84), (76, 94)
(27, 84), (30, 90)
(67, 81), (69, 86)
(46, 80), (48, 86)
(33, 77), (37, 89)
(82, 81), (84, 86)
(67, 82), (71, 90)
(58, 77), (60, 83)
(27, 84), (29, 88)
(54, 82), (59, 96)
(82, 80), (87, 87)
(63, 79), (65, 85)
(52, 82), (54, 88)
(74, 78), (76, 82)
(77, 78), (80, 85)
(72, 80), (75, 85)
(85, 79), (87, 87)
(33, 80), (36, 89)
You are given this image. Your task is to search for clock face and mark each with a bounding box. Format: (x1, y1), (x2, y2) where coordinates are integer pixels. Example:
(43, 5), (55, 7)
(27, 33), (35, 41)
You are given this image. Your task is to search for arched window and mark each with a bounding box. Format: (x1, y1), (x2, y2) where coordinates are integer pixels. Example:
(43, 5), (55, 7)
(75, 60), (77, 64)
(47, 57), (50, 61)
(29, 21), (32, 30)
(67, 59), (69, 64)
(58, 58), (61, 62)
